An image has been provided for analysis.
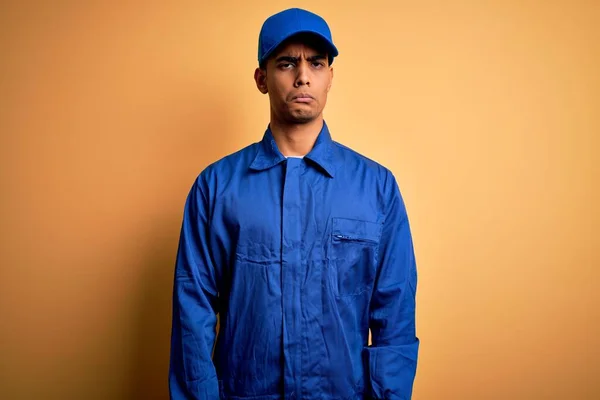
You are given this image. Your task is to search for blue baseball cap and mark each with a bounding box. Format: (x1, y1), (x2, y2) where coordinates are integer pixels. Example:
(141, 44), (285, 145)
(258, 8), (339, 67)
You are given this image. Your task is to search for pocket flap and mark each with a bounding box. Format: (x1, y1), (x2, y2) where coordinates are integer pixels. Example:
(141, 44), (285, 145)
(332, 217), (381, 243)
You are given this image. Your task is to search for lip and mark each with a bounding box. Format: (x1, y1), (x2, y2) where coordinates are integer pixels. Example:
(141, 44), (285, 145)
(291, 93), (315, 103)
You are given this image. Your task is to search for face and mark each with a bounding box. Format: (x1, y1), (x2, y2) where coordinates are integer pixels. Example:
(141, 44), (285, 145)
(254, 39), (333, 125)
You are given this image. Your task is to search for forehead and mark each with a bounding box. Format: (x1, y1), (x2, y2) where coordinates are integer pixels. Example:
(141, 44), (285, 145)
(272, 33), (329, 58)
(273, 41), (325, 58)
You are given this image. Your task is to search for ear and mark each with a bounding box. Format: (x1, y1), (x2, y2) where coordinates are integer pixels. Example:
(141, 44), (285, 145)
(327, 66), (334, 92)
(254, 67), (268, 94)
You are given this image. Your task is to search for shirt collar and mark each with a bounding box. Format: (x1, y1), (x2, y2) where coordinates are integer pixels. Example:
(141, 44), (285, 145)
(249, 121), (336, 178)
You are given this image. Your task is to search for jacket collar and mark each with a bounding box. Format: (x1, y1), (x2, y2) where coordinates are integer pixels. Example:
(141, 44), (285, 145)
(249, 121), (336, 178)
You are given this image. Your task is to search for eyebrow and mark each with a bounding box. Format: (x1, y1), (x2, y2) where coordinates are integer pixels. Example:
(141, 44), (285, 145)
(275, 54), (327, 63)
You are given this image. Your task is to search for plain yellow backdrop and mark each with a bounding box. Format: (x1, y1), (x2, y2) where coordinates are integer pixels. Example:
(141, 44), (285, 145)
(1, 1), (598, 399)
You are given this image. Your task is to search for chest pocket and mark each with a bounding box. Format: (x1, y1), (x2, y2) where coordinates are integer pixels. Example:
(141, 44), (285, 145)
(328, 217), (382, 297)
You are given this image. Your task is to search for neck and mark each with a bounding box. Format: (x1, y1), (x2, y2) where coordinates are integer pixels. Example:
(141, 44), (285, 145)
(269, 115), (324, 157)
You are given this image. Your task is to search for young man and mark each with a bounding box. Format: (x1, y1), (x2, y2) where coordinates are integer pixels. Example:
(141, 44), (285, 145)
(169, 8), (419, 400)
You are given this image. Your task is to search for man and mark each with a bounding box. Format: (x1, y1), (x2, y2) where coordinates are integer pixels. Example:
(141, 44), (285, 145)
(169, 8), (419, 400)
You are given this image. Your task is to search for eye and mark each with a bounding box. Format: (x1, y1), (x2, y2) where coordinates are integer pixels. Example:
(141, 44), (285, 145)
(312, 61), (325, 68)
(279, 63), (294, 69)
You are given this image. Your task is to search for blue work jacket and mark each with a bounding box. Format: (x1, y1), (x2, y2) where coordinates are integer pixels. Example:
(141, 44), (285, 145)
(170, 121), (419, 399)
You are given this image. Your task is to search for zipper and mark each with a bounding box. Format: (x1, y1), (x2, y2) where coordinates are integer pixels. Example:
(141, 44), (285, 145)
(333, 234), (377, 244)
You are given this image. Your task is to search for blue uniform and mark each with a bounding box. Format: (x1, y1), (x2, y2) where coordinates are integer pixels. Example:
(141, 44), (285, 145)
(169, 122), (419, 399)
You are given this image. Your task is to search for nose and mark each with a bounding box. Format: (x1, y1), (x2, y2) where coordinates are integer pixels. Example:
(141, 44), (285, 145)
(294, 60), (310, 87)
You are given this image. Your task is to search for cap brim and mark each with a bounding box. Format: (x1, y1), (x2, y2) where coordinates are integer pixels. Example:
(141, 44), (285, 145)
(260, 30), (339, 65)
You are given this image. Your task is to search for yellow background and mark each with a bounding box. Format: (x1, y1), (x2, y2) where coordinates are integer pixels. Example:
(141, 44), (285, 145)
(1, 1), (598, 399)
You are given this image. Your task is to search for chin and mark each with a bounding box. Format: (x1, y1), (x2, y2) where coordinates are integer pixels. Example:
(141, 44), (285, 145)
(288, 114), (317, 124)
(288, 108), (319, 123)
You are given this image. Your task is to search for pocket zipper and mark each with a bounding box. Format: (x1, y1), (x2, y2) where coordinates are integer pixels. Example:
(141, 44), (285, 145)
(333, 234), (377, 244)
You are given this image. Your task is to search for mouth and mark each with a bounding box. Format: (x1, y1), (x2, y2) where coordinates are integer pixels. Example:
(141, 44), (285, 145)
(291, 93), (315, 103)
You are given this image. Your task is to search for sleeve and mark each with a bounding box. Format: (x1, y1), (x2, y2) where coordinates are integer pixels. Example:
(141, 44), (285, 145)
(364, 172), (420, 400)
(169, 174), (221, 399)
